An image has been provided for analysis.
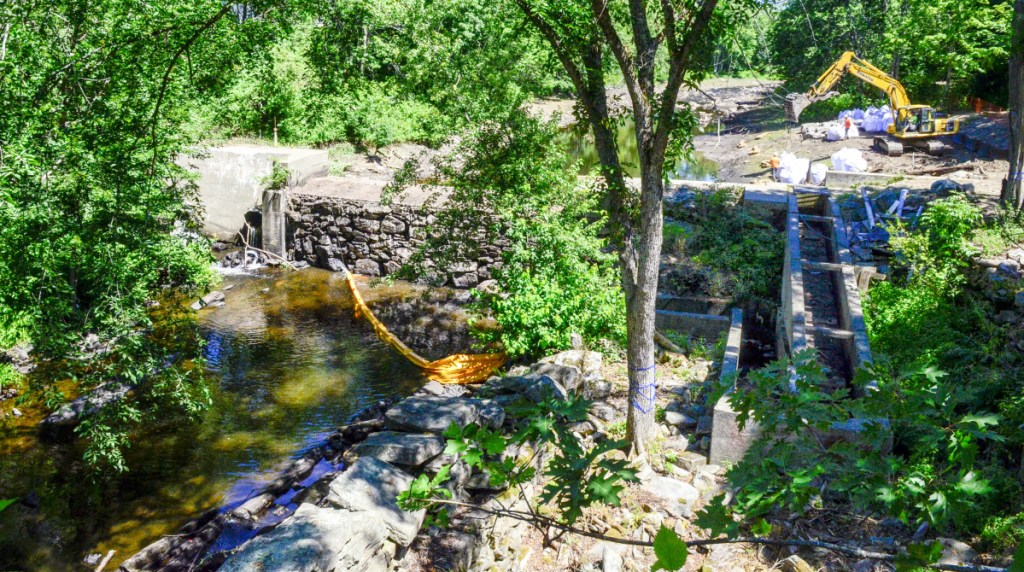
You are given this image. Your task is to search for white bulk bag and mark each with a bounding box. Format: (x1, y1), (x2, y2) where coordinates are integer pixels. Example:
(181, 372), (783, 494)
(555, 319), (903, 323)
(826, 124), (846, 141)
(779, 157), (810, 184)
(810, 163), (827, 185)
(831, 147), (867, 173)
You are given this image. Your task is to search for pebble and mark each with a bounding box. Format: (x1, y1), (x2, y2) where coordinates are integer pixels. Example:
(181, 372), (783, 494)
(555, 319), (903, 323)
(11, 408), (21, 417)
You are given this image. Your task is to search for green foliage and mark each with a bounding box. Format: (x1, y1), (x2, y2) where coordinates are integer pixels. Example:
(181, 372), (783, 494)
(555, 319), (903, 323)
(981, 513), (1024, 553)
(652, 525), (689, 572)
(724, 350), (1003, 528)
(970, 208), (1024, 257)
(189, 1), (567, 147)
(895, 541), (944, 571)
(1012, 542), (1024, 572)
(864, 196), (987, 366)
(770, 0), (1011, 108)
(390, 113), (626, 358)
(261, 160), (292, 191)
(0, 0), (231, 470)
(0, 364), (21, 391)
(694, 495), (741, 538)
(0, 498), (16, 514)
(398, 394), (637, 527)
(667, 190), (783, 308)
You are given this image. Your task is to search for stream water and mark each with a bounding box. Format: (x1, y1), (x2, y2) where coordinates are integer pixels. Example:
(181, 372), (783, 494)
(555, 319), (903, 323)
(562, 120), (720, 181)
(0, 269), (450, 571)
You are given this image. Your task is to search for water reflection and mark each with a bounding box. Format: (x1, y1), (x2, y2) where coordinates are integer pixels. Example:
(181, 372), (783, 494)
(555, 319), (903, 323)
(561, 119), (719, 181)
(0, 269), (441, 571)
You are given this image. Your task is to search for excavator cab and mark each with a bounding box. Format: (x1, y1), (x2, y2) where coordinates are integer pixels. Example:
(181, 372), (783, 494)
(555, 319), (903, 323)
(895, 106), (936, 135)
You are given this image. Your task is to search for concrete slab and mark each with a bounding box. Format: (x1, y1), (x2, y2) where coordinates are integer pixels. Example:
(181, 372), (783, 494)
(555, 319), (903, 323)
(183, 144), (328, 240)
(709, 309), (760, 465)
(655, 310), (730, 340)
(290, 175), (447, 207)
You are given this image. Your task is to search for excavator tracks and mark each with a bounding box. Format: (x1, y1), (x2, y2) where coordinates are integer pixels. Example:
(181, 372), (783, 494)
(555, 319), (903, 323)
(873, 136), (903, 157)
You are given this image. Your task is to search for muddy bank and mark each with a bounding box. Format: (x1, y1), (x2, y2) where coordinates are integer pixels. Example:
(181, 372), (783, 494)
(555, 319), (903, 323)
(691, 88), (1009, 200)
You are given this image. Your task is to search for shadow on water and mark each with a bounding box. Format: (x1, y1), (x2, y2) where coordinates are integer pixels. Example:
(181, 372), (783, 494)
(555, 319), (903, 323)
(0, 269), (462, 571)
(560, 119), (719, 181)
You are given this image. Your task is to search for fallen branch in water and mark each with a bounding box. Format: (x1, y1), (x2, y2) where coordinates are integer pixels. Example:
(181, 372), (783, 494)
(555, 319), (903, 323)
(236, 223), (298, 271)
(94, 550), (115, 572)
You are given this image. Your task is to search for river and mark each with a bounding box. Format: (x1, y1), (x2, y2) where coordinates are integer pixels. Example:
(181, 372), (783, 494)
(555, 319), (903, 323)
(0, 269), (449, 571)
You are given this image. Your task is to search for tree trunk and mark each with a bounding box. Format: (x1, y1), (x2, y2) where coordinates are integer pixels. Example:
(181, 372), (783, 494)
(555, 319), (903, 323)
(624, 167), (664, 452)
(1007, 0), (1024, 209)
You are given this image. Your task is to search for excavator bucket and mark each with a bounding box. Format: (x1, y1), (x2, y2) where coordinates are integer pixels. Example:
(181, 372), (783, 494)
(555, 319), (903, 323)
(785, 91), (839, 123)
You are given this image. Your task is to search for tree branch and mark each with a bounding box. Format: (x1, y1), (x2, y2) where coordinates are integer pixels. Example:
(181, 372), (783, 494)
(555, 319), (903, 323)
(426, 497), (1010, 572)
(1, 22), (10, 62)
(626, 0), (657, 100)
(659, 0), (678, 51)
(512, 0), (592, 111)
(148, 3), (233, 169)
(652, 0), (719, 163)
(591, 0), (643, 113)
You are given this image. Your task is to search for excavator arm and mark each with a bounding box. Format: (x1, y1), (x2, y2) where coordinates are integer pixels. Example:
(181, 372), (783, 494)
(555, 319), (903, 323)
(785, 51), (912, 122)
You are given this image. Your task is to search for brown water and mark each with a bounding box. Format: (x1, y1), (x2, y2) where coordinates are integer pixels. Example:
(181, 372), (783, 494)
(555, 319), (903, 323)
(0, 269), (455, 571)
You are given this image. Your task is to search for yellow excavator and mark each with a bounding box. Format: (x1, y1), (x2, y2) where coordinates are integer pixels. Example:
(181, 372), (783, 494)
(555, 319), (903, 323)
(785, 51), (959, 156)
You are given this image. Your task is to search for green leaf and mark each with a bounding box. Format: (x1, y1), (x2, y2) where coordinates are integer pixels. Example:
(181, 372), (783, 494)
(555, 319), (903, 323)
(482, 432), (507, 455)
(955, 471), (992, 496)
(444, 440), (468, 456)
(0, 498), (17, 513)
(959, 413), (999, 428)
(651, 525), (688, 571)
(443, 422), (463, 439)
(462, 449), (483, 467)
(430, 464), (452, 486)
(586, 475), (624, 505)
(896, 541), (943, 571)
(693, 496), (739, 538)
(1009, 542), (1024, 572)
(750, 518), (772, 536)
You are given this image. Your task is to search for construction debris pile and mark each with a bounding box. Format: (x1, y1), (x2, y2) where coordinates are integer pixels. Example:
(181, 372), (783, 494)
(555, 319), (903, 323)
(835, 181), (973, 263)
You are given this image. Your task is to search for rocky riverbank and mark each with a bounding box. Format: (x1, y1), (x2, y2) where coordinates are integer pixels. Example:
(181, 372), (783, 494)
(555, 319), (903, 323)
(115, 336), (738, 572)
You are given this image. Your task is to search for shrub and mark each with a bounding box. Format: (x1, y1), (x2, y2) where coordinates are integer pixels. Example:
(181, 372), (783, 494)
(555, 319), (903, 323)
(724, 351), (1003, 527)
(671, 190), (783, 308)
(388, 113), (626, 359)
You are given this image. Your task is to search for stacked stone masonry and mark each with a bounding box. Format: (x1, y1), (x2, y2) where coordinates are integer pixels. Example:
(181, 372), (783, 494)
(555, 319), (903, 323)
(286, 194), (503, 288)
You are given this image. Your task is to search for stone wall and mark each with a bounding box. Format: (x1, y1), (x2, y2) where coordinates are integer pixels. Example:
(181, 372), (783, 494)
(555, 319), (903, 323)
(285, 192), (502, 288)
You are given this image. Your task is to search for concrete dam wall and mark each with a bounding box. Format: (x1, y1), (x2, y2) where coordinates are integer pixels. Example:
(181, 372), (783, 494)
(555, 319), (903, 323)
(183, 145), (327, 240)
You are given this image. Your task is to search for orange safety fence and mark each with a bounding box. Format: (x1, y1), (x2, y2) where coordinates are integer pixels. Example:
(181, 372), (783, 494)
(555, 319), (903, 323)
(344, 271), (506, 384)
(969, 97), (1005, 114)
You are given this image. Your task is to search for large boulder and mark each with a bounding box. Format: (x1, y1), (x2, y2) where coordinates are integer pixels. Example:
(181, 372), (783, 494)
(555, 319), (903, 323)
(642, 475), (699, 517)
(325, 457), (424, 547)
(344, 431), (445, 468)
(384, 396), (504, 434)
(530, 363), (582, 393)
(484, 374), (569, 402)
(538, 349), (603, 381)
(219, 504), (391, 572)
